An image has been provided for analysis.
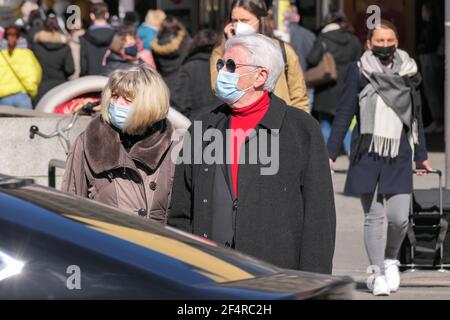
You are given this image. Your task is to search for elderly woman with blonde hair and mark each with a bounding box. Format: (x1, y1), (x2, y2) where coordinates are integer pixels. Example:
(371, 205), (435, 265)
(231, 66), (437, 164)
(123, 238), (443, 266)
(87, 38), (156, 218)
(62, 64), (177, 223)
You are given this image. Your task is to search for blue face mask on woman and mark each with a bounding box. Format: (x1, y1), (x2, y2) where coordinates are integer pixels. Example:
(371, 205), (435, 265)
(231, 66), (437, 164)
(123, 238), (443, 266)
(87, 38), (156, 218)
(109, 102), (130, 130)
(215, 70), (256, 105)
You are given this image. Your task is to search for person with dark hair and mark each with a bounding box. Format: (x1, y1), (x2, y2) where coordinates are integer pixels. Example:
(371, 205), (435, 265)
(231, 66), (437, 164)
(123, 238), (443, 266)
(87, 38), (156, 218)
(171, 29), (222, 119)
(123, 11), (140, 31)
(210, 0), (309, 112)
(32, 13), (74, 103)
(151, 16), (191, 93)
(307, 11), (362, 156)
(328, 21), (432, 296)
(0, 25), (41, 109)
(79, 2), (115, 76)
(101, 27), (154, 76)
(418, 1), (444, 133)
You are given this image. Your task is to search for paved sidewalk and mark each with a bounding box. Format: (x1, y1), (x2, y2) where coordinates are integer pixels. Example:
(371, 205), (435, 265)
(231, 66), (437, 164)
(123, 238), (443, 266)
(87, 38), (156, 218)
(331, 152), (450, 300)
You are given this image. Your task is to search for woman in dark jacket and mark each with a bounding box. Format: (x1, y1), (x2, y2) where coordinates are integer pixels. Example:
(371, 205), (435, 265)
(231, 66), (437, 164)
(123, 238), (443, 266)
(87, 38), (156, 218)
(32, 14), (74, 103)
(328, 21), (432, 297)
(307, 13), (362, 155)
(171, 29), (222, 120)
(62, 64), (177, 224)
(151, 16), (191, 94)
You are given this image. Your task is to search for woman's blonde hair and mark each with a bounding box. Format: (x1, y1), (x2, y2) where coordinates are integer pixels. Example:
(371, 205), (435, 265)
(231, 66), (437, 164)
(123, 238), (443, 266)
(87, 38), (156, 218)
(145, 9), (166, 27)
(101, 64), (170, 136)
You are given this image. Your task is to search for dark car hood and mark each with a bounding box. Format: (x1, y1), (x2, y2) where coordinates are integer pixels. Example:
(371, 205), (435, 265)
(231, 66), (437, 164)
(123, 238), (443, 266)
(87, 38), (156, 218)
(0, 181), (355, 300)
(84, 27), (115, 46)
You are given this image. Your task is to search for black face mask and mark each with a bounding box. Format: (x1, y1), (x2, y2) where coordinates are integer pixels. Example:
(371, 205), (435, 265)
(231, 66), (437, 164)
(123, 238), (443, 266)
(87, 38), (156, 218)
(372, 45), (396, 65)
(124, 44), (138, 57)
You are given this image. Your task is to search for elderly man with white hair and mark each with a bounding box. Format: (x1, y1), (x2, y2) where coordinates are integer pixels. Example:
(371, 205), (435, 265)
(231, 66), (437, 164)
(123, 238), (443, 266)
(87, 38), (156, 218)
(168, 34), (336, 274)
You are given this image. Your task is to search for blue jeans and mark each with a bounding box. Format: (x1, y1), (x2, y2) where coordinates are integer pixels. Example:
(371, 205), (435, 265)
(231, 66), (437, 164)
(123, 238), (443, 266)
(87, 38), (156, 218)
(319, 113), (352, 155)
(0, 93), (33, 110)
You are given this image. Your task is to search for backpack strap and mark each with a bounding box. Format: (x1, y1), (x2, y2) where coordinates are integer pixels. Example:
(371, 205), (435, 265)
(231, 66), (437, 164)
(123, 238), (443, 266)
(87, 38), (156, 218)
(278, 39), (289, 82)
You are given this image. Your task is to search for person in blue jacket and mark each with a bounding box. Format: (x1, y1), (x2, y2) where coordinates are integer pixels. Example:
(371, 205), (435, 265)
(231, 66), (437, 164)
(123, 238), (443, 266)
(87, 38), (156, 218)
(137, 9), (166, 51)
(328, 20), (433, 297)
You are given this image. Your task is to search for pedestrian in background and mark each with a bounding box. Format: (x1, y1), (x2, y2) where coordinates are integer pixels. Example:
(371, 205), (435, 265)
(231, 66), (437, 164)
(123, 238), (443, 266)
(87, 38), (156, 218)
(80, 2), (115, 76)
(62, 64), (177, 224)
(0, 25), (42, 109)
(151, 16), (191, 94)
(67, 15), (86, 80)
(328, 21), (432, 296)
(102, 26), (154, 76)
(171, 29), (222, 120)
(169, 33), (336, 274)
(210, 0), (309, 112)
(307, 12), (362, 156)
(285, 5), (316, 111)
(137, 9), (166, 51)
(32, 13), (74, 103)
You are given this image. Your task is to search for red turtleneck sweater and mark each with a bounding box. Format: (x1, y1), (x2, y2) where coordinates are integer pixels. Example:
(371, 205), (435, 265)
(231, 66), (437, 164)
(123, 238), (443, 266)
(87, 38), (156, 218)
(230, 92), (270, 199)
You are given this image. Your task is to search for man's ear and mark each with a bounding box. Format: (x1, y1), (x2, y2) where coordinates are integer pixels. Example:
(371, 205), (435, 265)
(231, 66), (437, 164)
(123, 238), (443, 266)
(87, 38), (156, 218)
(366, 40), (372, 50)
(90, 13), (96, 21)
(105, 12), (110, 20)
(254, 68), (268, 89)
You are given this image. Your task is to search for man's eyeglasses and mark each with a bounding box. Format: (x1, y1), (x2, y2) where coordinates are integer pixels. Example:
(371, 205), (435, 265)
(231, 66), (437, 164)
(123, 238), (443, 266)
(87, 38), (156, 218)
(216, 58), (262, 73)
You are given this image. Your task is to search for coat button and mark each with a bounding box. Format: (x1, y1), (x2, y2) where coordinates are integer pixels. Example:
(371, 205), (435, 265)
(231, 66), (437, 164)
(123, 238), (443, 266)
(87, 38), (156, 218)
(149, 181), (157, 191)
(203, 199), (208, 204)
(138, 208), (147, 217)
(203, 233), (208, 238)
(204, 168), (209, 172)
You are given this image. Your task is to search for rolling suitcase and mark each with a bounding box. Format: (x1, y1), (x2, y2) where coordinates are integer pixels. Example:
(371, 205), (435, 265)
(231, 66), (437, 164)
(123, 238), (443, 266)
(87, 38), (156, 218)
(399, 170), (450, 271)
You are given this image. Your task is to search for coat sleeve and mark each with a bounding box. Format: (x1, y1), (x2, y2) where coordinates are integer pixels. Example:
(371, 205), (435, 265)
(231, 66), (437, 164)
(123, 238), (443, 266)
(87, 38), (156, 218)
(285, 43), (309, 112)
(171, 64), (193, 117)
(327, 62), (360, 161)
(167, 129), (194, 233)
(22, 51), (42, 98)
(306, 37), (324, 67)
(299, 117), (336, 274)
(413, 88), (428, 162)
(79, 38), (88, 77)
(64, 46), (75, 78)
(61, 134), (89, 197)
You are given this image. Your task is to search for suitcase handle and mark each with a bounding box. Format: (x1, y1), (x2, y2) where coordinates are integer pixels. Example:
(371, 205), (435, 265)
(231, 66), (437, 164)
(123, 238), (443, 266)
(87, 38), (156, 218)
(413, 169), (442, 177)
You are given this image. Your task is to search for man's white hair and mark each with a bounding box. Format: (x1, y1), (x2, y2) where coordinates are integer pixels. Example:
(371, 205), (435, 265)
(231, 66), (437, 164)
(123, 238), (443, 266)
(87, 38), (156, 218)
(224, 33), (284, 92)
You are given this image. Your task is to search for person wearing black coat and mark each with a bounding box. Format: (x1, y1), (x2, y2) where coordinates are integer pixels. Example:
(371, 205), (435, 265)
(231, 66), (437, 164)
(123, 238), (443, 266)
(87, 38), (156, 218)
(168, 34), (336, 275)
(79, 3), (115, 76)
(171, 29), (222, 120)
(32, 15), (74, 104)
(328, 21), (432, 296)
(151, 16), (191, 94)
(307, 13), (362, 155)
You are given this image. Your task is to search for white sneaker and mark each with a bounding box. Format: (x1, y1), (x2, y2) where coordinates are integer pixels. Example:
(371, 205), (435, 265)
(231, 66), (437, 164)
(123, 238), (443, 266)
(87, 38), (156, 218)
(385, 259), (401, 292)
(373, 276), (391, 296)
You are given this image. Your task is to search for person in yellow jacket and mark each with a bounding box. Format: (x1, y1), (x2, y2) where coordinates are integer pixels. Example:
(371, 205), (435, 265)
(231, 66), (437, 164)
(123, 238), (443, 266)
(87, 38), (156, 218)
(209, 0), (309, 113)
(0, 25), (42, 109)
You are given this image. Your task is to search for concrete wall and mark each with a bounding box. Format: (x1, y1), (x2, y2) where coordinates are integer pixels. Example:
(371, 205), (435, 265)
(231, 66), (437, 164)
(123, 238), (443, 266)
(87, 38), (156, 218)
(0, 106), (91, 189)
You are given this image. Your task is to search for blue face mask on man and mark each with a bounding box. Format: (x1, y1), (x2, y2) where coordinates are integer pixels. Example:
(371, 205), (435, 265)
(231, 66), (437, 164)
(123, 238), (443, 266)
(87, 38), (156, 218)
(215, 69), (257, 105)
(109, 102), (130, 130)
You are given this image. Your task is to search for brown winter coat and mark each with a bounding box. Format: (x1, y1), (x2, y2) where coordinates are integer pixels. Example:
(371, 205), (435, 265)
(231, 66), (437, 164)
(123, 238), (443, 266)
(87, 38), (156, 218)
(210, 39), (309, 112)
(61, 116), (176, 223)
